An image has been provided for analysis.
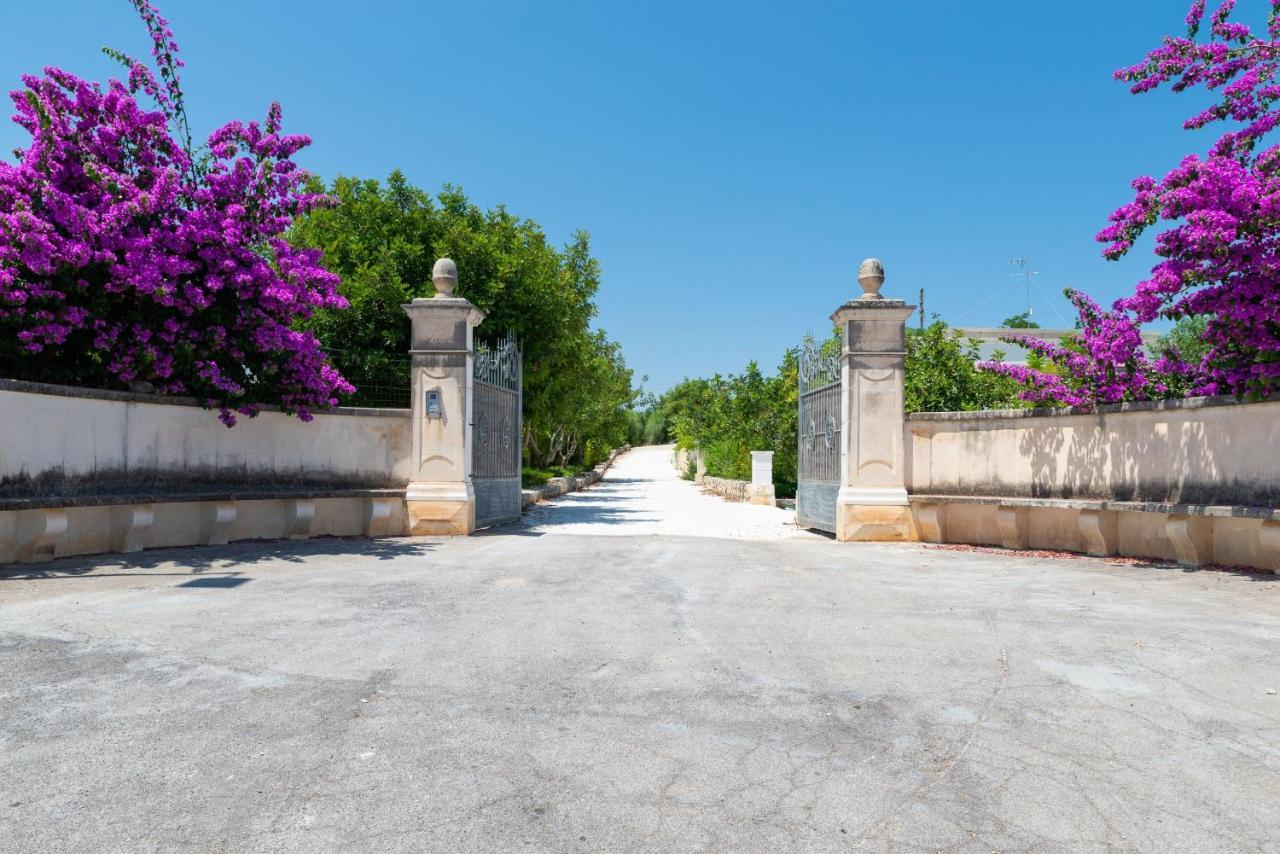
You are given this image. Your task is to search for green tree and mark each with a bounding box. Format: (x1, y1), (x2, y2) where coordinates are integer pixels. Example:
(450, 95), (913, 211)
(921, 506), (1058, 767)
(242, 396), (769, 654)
(290, 171), (635, 465)
(1000, 312), (1040, 329)
(1153, 315), (1210, 366)
(661, 350), (799, 497)
(905, 321), (1025, 412)
(626, 392), (670, 446)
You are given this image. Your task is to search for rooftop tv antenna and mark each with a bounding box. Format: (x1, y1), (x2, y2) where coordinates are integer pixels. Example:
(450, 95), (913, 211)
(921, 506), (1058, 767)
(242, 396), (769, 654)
(1009, 255), (1039, 319)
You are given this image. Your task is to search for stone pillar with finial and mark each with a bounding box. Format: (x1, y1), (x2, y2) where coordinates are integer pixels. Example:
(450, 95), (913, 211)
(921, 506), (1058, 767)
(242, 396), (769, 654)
(831, 258), (918, 542)
(401, 258), (485, 535)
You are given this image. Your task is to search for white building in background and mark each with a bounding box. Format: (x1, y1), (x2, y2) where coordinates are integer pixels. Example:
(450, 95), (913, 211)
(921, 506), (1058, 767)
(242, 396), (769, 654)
(956, 327), (1162, 365)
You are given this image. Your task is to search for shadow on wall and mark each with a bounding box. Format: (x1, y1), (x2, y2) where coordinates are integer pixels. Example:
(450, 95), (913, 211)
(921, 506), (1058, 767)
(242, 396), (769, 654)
(0, 536), (437, 581)
(0, 467), (403, 500)
(1015, 405), (1267, 504)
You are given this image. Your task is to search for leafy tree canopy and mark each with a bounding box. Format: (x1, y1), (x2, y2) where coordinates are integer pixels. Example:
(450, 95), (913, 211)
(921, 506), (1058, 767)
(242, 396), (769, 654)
(906, 321), (1026, 413)
(1000, 312), (1040, 329)
(290, 171), (635, 465)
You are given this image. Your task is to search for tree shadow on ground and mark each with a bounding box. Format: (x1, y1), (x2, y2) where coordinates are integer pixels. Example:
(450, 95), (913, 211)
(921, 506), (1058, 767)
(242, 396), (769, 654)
(521, 501), (660, 530)
(494, 481), (662, 533)
(0, 536), (438, 581)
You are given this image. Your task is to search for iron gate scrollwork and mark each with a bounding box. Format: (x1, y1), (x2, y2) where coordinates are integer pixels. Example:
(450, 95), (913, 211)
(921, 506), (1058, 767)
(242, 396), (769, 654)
(473, 331), (522, 528)
(797, 334), (842, 533)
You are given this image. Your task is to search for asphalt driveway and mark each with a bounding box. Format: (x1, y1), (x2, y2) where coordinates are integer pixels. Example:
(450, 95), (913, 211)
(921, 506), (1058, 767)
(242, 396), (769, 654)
(2, 452), (1278, 852)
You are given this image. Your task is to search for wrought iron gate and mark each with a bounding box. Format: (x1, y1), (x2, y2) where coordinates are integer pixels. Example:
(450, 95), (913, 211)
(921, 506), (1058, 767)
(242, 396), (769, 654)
(797, 335), (842, 533)
(472, 332), (522, 528)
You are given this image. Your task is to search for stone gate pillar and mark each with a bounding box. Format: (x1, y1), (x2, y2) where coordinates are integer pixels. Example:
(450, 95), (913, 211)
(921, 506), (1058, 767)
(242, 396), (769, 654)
(833, 259), (917, 542)
(402, 258), (486, 535)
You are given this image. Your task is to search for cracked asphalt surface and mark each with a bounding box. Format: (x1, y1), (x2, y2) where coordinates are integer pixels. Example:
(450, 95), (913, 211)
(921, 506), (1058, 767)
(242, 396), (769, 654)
(2, 446), (1279, 852)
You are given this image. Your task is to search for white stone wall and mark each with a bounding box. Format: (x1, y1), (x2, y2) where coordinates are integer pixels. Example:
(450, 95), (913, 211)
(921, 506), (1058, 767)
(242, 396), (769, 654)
(0, 380), (412, 488)
(905, 396), (1280, 506)
(904, 397), (1280, 572)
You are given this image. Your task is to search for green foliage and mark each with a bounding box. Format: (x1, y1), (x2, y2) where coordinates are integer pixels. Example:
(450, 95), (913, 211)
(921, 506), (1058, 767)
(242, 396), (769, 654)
(905, 321), (1026, 412)
(521, 465), (590, 488)
(626, 393), (669, 446)
(661, 351), (799, 497)
(660, 321), (1022, 499)
(521, 467), (552, 488)
(1140, 315), (1211, 398)
(1000, 312), (1040, 329)
(290, 171), (636, 465)
(681, 455), (697, 481)
(1153, 315), (1210, 366)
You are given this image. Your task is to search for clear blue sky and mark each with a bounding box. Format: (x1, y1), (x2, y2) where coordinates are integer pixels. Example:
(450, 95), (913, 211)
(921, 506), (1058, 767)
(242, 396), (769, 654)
(2, 2), (1225, 393)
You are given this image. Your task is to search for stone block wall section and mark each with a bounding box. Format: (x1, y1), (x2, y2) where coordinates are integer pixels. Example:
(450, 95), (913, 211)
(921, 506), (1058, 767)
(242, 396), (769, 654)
(701, 476), (750, 503)
(903, 396), (1280, 573)
(692, 451), (776, 507)
(672, 448), (707, 483)
(0, 492), (407, 565)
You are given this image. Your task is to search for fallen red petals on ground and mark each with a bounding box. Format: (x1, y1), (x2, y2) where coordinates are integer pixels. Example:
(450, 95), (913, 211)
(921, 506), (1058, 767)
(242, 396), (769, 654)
(921, 543), (1273, 575)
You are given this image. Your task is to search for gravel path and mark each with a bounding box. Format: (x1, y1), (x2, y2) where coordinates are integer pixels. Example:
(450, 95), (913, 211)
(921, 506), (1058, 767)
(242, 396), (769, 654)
(519, 444), (820, 540)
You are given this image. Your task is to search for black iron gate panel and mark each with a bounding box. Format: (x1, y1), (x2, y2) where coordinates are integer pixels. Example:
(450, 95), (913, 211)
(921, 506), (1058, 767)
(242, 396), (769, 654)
(473, 332), (522, 528)
(797, 336), (842, 533)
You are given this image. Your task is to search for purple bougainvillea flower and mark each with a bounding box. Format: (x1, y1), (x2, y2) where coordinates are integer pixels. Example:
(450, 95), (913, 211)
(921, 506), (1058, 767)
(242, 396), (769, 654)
(0, 1), (352, 425)
(983, 0), (1280, 407)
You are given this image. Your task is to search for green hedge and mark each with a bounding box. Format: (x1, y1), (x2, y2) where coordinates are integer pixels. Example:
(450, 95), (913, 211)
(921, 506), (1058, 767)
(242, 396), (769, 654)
(521, 465), (591, 489)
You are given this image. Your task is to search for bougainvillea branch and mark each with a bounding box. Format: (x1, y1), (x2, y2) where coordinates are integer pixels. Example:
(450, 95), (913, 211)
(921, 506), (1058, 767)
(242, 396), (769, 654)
(985, 1), (1280, 405)
(0, 2), (353, 425)
(102, 2), (197, 180)
(979, 289), (1193, 407)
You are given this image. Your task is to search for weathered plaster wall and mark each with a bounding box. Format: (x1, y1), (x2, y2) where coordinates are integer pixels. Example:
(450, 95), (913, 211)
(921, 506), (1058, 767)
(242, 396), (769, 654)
(905, 396), (1280, 506)
(905, 397), (1280, 572)
(0, 379), (412, 493)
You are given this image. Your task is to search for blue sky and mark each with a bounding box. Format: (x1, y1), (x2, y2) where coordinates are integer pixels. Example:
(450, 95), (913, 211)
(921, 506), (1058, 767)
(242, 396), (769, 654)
(2, 2), (1226, 393)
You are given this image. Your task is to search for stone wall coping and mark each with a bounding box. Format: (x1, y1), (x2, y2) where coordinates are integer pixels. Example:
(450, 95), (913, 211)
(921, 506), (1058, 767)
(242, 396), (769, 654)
(909, 493), (1280, 521)
(906, 393), (1277, 424)
(0, 488), (405, 513)
(0, 377), (410, 418)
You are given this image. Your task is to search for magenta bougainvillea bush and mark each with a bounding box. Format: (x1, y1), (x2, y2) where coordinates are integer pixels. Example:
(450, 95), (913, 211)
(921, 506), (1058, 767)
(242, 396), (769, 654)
(0, 1), (352, 425)
(983, 0), (1280, 407)
(985, 289), (1195, 408)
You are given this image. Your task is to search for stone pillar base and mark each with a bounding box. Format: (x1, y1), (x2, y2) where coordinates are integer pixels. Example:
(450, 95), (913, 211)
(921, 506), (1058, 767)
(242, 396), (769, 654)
(836, 488), (916, 542)
(748, 485), (776, 506)
(837, 504), (916, 542)
(405, 483), (475, 536)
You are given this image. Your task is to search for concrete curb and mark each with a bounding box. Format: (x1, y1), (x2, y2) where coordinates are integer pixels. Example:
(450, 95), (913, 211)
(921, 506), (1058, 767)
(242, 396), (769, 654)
(521, 446), (630, 508)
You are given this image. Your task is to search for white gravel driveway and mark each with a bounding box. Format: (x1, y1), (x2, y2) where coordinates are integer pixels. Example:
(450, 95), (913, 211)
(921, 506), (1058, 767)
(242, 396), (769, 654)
(519, 444), (821, 540)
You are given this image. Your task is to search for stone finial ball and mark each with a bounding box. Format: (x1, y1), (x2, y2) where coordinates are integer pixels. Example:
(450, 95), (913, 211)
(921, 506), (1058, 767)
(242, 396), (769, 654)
(857, 258), (885, 300)
(432, 257), (458, 297)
